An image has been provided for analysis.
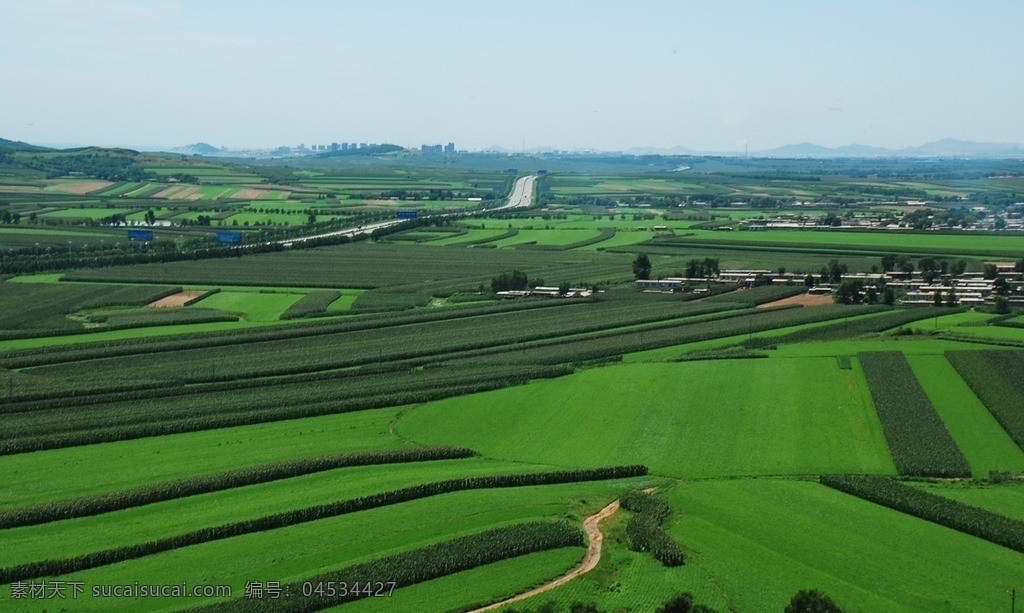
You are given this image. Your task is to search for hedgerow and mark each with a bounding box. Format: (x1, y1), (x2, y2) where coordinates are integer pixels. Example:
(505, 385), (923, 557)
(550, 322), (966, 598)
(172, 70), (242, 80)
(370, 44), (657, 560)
(820, 475), (1024, 554)
(620, 491), (686, 566)
(1, 365), (572, 454)
(278, 290), (342, 319)
(858, 351), (970, 478)
(190, 521), (585, 612)
(744, 307), (942, 348)
(0, 465), (645, 583)
(0, 446), (476, 528)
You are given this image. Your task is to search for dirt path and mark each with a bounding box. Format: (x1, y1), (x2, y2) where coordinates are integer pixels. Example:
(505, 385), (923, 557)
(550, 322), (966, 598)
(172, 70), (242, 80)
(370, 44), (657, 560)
(467, 499), (620, 613)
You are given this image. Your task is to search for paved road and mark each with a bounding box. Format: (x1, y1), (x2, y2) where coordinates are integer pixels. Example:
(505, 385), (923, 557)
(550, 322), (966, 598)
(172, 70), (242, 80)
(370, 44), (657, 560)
(497, 174), (536, 210)
(278, 174), (537, 246)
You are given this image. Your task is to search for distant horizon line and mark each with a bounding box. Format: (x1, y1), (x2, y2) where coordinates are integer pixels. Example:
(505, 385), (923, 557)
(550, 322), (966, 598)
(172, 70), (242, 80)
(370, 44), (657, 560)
(12, 136), (1024, 159)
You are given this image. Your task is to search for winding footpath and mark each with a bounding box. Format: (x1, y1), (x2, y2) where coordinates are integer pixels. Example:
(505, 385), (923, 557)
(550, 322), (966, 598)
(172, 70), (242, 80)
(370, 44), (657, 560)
(467, 499), (620, 613)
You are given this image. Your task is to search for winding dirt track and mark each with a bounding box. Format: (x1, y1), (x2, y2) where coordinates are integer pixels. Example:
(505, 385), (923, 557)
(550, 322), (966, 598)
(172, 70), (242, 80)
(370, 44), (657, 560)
(467, 499), (620, 613)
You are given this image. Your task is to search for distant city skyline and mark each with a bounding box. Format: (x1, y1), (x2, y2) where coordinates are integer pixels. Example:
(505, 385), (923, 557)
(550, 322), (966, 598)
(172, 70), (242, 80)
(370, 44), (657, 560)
(3, 0), (1023, 153)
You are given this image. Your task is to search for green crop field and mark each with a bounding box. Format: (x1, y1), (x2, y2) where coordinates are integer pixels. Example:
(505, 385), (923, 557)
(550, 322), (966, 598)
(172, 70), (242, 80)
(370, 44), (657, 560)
(2, 154), (1023, 612)
(398, 360), (895, 478)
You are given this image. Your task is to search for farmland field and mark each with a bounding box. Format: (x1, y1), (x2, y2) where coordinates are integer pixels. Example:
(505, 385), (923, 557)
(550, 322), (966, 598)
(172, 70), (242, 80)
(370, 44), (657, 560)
(398, 360), (896, 478)
(1, 154), (1023, 612)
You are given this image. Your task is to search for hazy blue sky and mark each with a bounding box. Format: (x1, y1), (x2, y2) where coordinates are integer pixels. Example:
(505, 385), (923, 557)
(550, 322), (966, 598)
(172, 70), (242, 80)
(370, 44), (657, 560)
(3, 0), (1023, 152)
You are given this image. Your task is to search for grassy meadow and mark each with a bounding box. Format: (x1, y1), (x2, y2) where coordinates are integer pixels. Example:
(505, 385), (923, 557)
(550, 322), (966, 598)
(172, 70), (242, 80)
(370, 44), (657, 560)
(1, 155), (1023, 612)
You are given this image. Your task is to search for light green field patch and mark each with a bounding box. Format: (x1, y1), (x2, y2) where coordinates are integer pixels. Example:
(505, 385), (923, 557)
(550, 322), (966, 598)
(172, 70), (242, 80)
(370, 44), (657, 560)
(191, 291), (303, 322)
(659, 480), (1024, 612)
(334, 548), (582, 613)
(909, 481), (1024, 521)
(0, 408), (404, 508)
(399, 360), (895, 478)
(53, 483), (617, 612)
(579, 229), (653, 251)
(769, 337), (995, 358)
(0, 457), (554, 568)
(907, 354), (1024, 476)
(491, 229), (602, 248)
(37, 207), (136, 220)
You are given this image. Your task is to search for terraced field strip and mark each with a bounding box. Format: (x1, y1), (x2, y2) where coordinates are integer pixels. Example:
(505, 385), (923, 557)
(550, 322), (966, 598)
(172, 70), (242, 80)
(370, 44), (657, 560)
(907, 354), (1024, 476)
(858, 351), (970, 477)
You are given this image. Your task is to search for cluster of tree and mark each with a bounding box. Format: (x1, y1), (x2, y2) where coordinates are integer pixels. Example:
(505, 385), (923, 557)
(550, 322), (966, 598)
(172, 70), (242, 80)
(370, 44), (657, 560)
(166, 173), (199, 183)
(179, 215), (213, 227)
(0, 210), (21, 224)
(491, 270), (530, 292)
(834, 279), (894, 305)
(12, 150), (154, 182)
(683, 257), (719, 278)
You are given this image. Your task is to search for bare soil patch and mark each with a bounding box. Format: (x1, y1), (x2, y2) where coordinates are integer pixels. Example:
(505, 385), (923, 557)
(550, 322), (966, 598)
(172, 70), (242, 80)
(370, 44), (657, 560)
(232, 188), (268, 199)
(758, 293), (833, 309)
(149, 291), (207, 308)
(50, 181), (113, 195)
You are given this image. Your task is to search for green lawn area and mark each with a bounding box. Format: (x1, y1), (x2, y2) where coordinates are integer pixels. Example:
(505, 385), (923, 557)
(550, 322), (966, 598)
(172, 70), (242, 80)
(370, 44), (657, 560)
(191, 290), (304, 321)
(398, 360), (895, 478)
(671, 228), (1024, 255)
(909, 481), (1024, 522)
(51, 482), (622, 612)
(37, 208), (137, 220)
(335, 548), (582, 613)
(523, 479), (1024, 612)
(491, 229), (603, 248)
(1, 457), (552, 568)
(908, 354), (1024, 476)
(0, 408), (405, 508)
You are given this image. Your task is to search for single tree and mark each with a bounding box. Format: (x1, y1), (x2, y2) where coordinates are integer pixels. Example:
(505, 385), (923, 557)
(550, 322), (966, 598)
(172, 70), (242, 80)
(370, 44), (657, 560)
(785, 589), (844, 613)
(633, 253), (652, 280)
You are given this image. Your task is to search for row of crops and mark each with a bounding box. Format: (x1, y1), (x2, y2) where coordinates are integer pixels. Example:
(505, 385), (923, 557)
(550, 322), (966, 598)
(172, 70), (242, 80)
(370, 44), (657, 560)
(0, 465), (645, 583)
(821, 475), (1024, 554)
(192, 521), (585, 612)
(858, 351), (971, 478)
(0, 447), (476, 529)
(947, 350), (1024, 451)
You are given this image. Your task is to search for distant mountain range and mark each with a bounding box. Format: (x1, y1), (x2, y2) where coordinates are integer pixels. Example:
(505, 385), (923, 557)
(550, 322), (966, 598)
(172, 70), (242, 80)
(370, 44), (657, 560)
(614, 139), (1024, 158)
(4, 136), (1024, 159)
(753, 138), (1024, 159)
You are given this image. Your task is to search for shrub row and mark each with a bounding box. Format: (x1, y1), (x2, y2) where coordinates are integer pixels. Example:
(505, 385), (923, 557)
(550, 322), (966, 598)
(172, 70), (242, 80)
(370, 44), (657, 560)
(90, 308), (238, 329)
(461, 226), (519, 245)
(77, 285), (183, 308)
(0, 296), (575, 370)
(514, 227), (617, 251)
(744, 307), (940, 348)
(1, 366), (572, 454)
(858, 351), (970, 478)
(0, 465), (645, 583)
(191, 521), (585, 612)
(3, 299), (723, 403)
(0, 446), (476, 528)
(620, 491), (686, 566)
(946, 350), (1024, 451)
(820, 475), (1024, 554)
(278, 290), (343, 319)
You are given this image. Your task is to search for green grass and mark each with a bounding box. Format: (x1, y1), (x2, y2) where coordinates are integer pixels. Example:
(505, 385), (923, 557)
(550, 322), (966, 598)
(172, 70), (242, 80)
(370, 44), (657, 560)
(909, 481), (1024, 522)
(399, 360), (895, 478)
(191, 291), (304, 322)
(0, 409), (404, 509)
(0, 457), (550, 568)
(333, 547), (582, 613)
(37, 207), (136, 220)
(524, 479), (1024, 612)
(907, 354), (1024, 476)
(46, 483), (627, 612)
